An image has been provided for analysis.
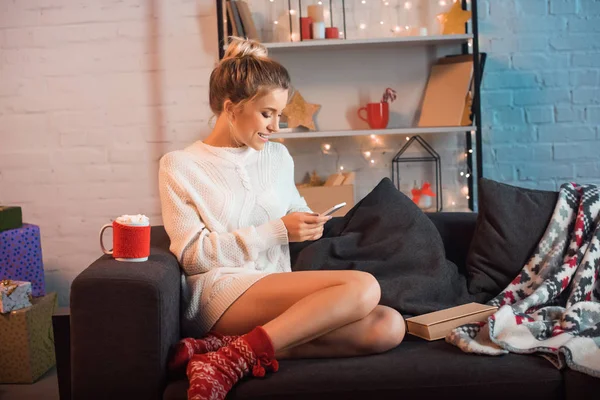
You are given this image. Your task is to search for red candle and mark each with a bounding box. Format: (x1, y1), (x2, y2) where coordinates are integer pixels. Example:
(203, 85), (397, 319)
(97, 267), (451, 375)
(301, 17), (313, 40)
(325, 27), (339, 39)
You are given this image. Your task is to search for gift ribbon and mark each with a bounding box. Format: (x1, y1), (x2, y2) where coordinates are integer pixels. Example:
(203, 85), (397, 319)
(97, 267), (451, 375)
(1, 279), (17, 296)
(411, 182), (436, 204)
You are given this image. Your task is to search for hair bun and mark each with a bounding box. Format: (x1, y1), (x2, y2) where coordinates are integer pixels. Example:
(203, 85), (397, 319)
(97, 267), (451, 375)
(222, 36), (269, 61)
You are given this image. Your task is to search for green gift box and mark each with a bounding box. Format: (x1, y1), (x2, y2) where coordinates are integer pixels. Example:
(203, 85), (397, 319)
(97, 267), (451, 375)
(0, 206), (23, 232)
(0, 292), (57, 383)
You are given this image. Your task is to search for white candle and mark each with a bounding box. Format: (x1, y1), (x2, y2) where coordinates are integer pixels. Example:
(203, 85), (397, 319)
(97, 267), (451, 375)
(312, 21), (326, 39)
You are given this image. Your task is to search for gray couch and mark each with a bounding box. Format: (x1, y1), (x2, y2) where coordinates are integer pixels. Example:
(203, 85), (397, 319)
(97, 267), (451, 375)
(70, 213), (600, 400)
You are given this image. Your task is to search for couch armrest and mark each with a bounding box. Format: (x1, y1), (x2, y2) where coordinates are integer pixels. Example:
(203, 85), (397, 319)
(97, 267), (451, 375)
(70, 242), (181, 400)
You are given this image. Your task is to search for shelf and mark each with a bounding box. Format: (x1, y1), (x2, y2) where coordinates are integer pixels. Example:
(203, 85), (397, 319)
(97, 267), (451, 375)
(271, 126), (476, 139)
(263, 34), (473, 51)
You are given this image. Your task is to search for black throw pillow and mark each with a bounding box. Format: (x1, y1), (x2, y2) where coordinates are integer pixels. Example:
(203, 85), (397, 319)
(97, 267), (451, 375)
(466, 178), (558, 301)
(290, 178), (477, 316)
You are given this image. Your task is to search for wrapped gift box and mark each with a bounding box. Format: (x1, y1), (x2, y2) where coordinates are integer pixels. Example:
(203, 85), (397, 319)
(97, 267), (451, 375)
(0, 292), (57, 383)
(0, 224), (45, 297)
(0, 279), (32, 313)
(0, 206), (23, 232)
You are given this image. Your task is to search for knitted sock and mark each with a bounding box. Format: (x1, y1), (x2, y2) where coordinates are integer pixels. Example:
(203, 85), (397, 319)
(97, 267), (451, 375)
(168, 331), (240, 377)
(186, 326), (279, 400)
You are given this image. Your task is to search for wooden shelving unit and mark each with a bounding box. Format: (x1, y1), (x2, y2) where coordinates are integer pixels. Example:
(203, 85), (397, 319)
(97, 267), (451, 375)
(216, 0), (483, 210)
(263, 34), (473, 50)
(271, 126), (474, 140)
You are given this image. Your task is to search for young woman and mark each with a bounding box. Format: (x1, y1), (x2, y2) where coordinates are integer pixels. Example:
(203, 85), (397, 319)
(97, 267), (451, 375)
(158, 37), (406, 400)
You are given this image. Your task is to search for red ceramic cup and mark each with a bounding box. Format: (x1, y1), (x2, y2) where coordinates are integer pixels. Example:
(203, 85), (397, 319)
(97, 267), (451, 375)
(357, 102), (389, 129)
(325, 27), (339, 39)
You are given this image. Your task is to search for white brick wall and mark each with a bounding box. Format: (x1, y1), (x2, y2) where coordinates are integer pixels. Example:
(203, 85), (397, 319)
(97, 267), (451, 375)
(481, 0), (600, 190)
(0, 0), (218, 305)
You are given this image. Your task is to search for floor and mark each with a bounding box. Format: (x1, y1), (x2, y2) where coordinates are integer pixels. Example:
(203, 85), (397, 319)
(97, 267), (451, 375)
(0, 367), (60, 400)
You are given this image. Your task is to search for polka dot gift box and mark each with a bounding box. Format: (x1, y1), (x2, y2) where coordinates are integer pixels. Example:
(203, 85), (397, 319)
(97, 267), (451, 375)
(0, 224), (45, 297)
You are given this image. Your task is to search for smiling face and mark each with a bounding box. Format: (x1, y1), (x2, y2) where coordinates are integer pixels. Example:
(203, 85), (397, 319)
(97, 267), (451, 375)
(229, 88), (289, 150)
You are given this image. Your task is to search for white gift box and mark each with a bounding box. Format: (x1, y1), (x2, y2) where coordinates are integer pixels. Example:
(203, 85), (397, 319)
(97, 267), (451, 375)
(0, 279), (32, 313)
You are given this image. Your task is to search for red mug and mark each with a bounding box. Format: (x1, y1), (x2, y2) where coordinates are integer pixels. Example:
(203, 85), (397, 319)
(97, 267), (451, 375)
(357, 102), (389, 129)
(100, 215), (151, 262)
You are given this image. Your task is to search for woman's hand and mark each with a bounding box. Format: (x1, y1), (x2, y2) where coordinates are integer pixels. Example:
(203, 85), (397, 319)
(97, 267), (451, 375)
(281, 212), (331, 242)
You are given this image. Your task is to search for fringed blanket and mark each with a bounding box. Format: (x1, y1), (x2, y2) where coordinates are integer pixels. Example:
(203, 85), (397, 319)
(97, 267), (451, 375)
(447, 183), (600, 378)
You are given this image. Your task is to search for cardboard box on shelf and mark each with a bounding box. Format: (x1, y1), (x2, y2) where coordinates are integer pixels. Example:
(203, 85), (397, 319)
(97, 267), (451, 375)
(298, 184), (354, 217)
(406, 302), (498, 341)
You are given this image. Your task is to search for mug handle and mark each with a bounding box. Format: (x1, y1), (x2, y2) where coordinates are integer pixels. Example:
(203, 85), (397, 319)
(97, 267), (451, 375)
(357, 107), (369, 123)
(99, 223), (113, 255)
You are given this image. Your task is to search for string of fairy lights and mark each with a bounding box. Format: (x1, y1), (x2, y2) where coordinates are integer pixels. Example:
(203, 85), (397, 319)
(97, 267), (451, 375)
(265, 0), (472, 42)
(317, 131), (475, 205)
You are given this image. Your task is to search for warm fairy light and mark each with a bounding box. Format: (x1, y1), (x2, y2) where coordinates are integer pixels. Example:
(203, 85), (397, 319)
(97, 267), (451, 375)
(462, 186), (469, 195)
(405, 25), (410, 30)
(340, 165), (344, 171)
(291, 33), (297, 41)
(385, 1), (389, 5)
(274, 20), (278, 25)
(380, 21), (384, 25)
(371, 159), (375, 164)
(468, 149), (473, 153)
(364, 151), (371, 158)
(466, 173), (471, 178)
(406, 136), (410, 141)
(360, 23), (367, 29)
(452, 201), (456, 206)
(361, 0), (366, 3)
(460, 172), (464, 176)
(289, 9), (296, 15)
(466, 195), (470, 200)
(439, 0), (447, 5)
(404, 2), (412, 10)
(470, 130), (475, 134)
(370, 134), (376, 139)
(394, 26), (401, 32)
(323, 143), (331, 151)
(318, 1), (323, 4)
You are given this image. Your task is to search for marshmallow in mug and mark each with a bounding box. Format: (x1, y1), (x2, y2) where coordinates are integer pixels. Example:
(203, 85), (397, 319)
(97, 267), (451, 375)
(116, 214), (150, 226)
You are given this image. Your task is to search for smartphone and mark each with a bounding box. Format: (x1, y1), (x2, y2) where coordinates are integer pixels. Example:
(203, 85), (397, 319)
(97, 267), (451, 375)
(321, 202), (347, 217)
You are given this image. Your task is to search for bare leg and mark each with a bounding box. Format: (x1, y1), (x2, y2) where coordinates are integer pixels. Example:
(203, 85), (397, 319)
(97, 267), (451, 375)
(276, 305), (406, 359)
(261, 281), (380, 351)
(212, 270), (382, 353)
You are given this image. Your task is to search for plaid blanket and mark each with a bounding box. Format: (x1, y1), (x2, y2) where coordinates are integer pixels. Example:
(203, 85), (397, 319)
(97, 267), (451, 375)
(447, 183), (600, 378)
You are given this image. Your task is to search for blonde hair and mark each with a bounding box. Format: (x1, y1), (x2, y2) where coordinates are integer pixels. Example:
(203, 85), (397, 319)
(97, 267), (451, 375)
(209, 36), (291, 116)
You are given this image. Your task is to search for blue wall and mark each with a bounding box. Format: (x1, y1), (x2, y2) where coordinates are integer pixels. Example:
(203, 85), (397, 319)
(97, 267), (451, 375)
(479, 0), (599, 190)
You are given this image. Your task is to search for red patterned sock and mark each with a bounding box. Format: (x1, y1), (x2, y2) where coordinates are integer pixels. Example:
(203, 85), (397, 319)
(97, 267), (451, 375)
(168, 331), (240, 377)
(186, 326), (279, 400)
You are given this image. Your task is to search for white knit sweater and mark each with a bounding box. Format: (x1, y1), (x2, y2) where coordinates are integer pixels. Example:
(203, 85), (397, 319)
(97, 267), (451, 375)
(158, 140), (312, 337)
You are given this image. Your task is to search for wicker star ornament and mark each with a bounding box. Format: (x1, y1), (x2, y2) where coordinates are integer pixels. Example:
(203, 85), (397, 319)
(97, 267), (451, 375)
(437, 2), (472, 35)
(282, 91), (321, 131)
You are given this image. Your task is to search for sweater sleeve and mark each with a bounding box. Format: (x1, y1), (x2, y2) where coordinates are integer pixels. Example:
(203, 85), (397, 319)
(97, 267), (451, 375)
(281, 146), (313, 215)
(158, 154), (289, 276)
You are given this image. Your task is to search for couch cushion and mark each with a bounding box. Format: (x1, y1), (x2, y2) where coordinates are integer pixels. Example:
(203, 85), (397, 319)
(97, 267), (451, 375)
(163, 338), (563, 400)
(289, 178), (480, 317)
(466, 178), (558, 301)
